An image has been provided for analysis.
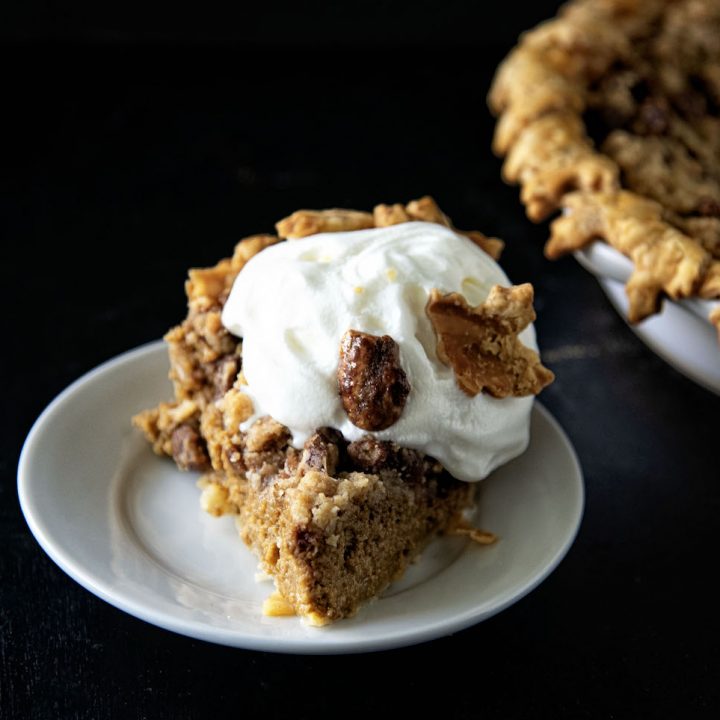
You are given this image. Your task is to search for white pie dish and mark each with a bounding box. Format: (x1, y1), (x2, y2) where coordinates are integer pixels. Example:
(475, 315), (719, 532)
(574, 242), (720, 395)
(18, 341), (584, 654)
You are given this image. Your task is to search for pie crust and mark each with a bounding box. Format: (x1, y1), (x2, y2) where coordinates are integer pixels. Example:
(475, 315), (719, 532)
(489, 0), (720, 335)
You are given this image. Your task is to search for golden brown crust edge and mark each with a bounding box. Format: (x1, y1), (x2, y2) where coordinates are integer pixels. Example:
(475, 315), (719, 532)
(488, 0), (720, 330)
(276, 195), (504, 260)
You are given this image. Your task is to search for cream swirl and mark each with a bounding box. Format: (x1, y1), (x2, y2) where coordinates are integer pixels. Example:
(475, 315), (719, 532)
(222, 221), (537, 481)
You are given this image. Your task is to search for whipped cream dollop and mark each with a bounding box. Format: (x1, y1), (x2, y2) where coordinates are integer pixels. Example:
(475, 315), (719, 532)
(222, 221), (537, 482)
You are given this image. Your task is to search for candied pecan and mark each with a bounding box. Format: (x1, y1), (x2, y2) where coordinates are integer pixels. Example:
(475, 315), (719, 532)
(337, 330), (410, 431)
(299, 428), (344, 476)
(426, 285), (554, 398)
(171, 424), (210, 471)
(212, 354), (240, 398)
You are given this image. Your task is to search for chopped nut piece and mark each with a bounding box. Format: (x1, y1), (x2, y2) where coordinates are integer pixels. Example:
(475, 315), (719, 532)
(276, 209), (374, 239)
(212, 354), (240, 398)
(426, 284), (554, 398)
(171, 424), (210, 471)
(450, 523), (498, 545)
(337, 330), (410, 431)
(262, 591), (296, 617)
(299, 428), (344, 476)
(347, 437), (397, 473)
(198, 479), (234, 517)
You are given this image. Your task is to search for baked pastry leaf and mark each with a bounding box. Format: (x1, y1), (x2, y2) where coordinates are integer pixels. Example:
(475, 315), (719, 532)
(489, 0), (720, 330)
(426, 284), (554, 398)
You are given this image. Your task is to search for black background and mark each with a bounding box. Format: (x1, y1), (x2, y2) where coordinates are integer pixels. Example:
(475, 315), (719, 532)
(3, 2), (719, 718)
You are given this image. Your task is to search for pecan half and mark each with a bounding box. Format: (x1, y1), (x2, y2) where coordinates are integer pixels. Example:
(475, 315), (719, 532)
(337, 330), (410, 431)
(426, 284), (554, 398)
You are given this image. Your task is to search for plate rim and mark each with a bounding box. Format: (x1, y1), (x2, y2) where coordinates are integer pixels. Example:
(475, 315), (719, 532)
(18, 341), (584, 655)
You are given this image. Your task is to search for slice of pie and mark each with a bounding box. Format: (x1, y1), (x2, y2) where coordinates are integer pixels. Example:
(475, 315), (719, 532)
(133, 197), (553, 625)
(489, 0), (720, 336)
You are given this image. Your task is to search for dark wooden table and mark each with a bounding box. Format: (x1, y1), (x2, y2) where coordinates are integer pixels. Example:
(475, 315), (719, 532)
(3, 4), (719, 718)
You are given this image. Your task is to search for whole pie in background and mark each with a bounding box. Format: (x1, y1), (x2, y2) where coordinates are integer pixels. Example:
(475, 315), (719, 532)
(489, 0), (720, 336)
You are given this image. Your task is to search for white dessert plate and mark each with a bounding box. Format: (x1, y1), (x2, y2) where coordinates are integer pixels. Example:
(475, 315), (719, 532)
(575, 243), (720, 395)
(18, 341), (584, 655)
